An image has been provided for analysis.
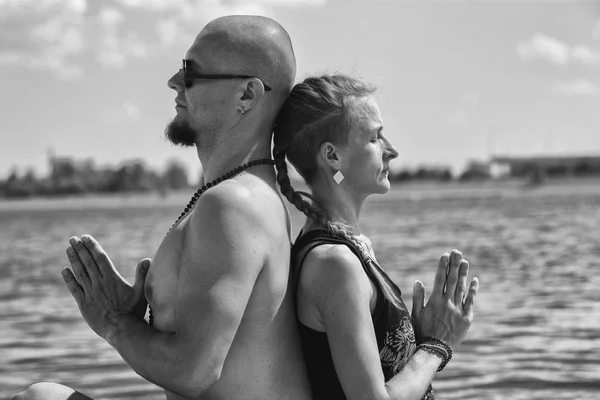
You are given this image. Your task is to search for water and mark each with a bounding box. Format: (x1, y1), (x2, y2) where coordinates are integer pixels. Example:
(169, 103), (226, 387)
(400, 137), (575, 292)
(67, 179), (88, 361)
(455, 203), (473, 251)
(1, 183), (599, 399)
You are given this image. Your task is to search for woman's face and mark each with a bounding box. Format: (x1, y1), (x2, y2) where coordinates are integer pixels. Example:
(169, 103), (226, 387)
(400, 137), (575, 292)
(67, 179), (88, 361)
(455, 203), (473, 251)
(338, 96), (399, 197)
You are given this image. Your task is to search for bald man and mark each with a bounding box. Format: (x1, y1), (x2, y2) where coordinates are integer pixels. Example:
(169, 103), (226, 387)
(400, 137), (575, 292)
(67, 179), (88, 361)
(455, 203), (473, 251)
(13, 15), (311, 400)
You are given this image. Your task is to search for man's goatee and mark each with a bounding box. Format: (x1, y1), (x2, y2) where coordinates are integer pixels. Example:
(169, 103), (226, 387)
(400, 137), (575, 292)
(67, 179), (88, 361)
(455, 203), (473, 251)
(165, 119), (197, 147)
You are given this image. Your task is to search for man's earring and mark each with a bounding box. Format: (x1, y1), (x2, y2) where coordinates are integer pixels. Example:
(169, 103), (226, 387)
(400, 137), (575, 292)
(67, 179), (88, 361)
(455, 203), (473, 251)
(240, 109), (245, 114)
(333, 170), (344, 184)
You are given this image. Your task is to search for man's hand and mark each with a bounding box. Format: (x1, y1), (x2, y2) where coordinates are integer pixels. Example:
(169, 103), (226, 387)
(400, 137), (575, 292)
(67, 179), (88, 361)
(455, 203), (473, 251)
(62, 234), (150, 339)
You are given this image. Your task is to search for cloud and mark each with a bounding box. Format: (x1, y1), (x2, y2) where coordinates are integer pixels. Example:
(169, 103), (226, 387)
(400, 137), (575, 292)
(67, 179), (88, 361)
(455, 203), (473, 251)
(517, 34), (570, 66)
(107, 100), (144, 122)
(98, 7), (124, 27)
(251, 0), (326, 4)
(115, 0), (325, 11)
(96, 34), (127, 68)
(0, 0), (87, 80)
(0, 0), (327, 80)
(517, 33), (600, 67)
(0, 0), (151, 78)
(116, 0), (190, 11)
(100, 32), (148, 67)
(571, 44), (600, 66)
(0, 0), (87, 13)
(148, 1), (272, 33)
(593, 20), (600, 40)
(0, 2), (82, 79)
(0, 52), (23, 66)
(123, 101), (143, 121)
(94, 6), (150, 68)
(156, 18), (186, 46)
(122, 0), (327, 48)
(31, 16), (85, 56)
(552, 79), (598, 96)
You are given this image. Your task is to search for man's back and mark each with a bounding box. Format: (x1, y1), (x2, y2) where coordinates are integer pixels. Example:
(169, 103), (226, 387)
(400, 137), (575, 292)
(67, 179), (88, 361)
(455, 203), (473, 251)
(11, 15), (308, 400)
(146, 170), (311, 400)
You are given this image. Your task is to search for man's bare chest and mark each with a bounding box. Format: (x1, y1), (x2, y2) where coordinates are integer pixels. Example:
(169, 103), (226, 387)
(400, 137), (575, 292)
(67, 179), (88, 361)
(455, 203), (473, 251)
(144, 222), (188, 320)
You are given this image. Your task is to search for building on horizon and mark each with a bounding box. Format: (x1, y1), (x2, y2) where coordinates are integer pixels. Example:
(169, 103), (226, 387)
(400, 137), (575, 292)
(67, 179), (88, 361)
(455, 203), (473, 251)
(490, 155), (600, 179)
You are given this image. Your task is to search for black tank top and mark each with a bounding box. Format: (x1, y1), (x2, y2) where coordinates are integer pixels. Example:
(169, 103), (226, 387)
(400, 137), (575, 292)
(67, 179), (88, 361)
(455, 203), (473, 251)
(292, 230), (435, 400)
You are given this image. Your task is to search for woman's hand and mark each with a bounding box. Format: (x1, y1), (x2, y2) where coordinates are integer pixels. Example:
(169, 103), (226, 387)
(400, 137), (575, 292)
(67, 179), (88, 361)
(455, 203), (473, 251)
(411, 250), (479, 349)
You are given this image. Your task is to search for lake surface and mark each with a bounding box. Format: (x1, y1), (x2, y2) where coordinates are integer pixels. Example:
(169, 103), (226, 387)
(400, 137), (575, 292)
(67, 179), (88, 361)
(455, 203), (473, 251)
(1, 182), (599, 399)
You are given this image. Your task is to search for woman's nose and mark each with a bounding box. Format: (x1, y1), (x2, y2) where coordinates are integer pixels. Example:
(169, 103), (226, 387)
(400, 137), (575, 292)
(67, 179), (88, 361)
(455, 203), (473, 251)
(385, 139), (399, 160)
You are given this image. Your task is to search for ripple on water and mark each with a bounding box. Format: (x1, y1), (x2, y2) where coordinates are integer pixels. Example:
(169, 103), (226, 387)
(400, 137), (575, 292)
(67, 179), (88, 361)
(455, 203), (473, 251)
(2, 189), (600, 399)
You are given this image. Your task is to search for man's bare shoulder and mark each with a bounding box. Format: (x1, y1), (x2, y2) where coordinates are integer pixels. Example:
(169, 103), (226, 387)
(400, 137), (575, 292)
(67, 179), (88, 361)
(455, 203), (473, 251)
(191, 176), (286, 233)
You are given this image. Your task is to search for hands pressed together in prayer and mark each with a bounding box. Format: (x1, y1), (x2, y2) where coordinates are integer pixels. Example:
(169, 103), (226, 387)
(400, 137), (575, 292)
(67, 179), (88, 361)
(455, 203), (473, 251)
(62, 235), (479, 352)
(411, 249), (479, 350)
(62, 235), (150, 341)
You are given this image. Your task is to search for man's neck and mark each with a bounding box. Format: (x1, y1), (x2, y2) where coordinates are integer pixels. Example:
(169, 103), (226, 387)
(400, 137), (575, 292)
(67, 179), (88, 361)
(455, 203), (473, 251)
(196, 132), (272, 185)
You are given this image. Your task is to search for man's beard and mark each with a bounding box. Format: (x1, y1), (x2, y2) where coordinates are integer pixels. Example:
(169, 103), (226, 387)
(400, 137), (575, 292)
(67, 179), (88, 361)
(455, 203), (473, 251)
(165, 118), (197, 147)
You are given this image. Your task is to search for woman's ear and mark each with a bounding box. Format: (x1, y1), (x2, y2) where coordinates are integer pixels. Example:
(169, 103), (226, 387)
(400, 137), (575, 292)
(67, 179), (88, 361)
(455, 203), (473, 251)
(318, 141), (341, 171)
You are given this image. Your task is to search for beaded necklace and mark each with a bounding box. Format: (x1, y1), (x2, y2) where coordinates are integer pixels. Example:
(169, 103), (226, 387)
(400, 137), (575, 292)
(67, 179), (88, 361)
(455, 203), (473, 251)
(149, 158), (275, 326)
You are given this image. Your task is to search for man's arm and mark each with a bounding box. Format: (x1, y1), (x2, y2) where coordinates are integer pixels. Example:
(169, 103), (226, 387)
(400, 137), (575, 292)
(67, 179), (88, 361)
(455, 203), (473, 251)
(106, 183), (267, 397)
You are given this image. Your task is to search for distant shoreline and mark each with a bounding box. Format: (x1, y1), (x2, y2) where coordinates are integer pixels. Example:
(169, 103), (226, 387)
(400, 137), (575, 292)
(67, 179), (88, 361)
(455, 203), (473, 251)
(384, 176), (600, 200)
(0, 176), (598, 212)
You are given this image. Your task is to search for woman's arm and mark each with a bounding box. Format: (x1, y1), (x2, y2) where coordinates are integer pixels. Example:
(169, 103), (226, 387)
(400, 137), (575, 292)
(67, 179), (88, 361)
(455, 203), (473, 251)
(300, 246), (477, 400)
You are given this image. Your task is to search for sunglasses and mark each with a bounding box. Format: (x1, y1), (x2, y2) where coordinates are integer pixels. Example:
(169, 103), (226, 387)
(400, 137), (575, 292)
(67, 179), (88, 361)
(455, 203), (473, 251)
(182, 59), (272, 91)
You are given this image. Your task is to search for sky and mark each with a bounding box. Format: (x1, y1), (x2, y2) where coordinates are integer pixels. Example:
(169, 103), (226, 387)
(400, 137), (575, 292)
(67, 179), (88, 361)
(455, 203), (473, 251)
(1, 0), (599, 181)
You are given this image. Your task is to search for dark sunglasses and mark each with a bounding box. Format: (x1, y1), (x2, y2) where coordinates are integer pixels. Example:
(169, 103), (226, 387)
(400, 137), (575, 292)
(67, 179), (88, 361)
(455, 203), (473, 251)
(182, 59), (272, 91)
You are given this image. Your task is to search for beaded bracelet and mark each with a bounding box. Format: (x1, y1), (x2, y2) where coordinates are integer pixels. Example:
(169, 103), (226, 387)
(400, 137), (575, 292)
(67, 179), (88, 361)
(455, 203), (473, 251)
(417, 337), (453, 372)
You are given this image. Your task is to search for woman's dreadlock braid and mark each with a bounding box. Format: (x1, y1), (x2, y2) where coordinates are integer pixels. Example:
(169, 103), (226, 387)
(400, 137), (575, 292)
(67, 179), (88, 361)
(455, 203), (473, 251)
(273, 143), (331, 231)
(273, 143), (368, 251)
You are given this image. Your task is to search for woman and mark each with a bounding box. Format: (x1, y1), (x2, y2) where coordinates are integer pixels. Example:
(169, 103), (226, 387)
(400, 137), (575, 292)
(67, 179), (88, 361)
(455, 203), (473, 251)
(272, 75), (479, 400)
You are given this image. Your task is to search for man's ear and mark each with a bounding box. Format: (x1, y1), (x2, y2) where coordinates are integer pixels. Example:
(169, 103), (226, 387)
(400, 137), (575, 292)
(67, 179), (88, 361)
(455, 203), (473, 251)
(318, 141), (341, 170)
(238, 79), (266, 112)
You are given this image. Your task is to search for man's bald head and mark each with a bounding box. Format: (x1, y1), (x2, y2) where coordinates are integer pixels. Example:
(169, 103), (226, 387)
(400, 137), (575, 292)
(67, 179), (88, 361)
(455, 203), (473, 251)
(188, 15), (296, 103)
(165, 16), (296, 148)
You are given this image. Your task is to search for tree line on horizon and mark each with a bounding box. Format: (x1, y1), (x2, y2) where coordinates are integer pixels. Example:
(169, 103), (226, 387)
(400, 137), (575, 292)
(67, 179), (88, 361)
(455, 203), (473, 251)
(2, 156), (599, 199)
(0, 159), (476, 199)
(0, 158), (191, 199)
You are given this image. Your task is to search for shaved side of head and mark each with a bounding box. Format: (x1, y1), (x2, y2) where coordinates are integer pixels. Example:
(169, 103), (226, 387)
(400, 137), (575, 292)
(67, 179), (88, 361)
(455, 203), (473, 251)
(192, 15), (297, 106)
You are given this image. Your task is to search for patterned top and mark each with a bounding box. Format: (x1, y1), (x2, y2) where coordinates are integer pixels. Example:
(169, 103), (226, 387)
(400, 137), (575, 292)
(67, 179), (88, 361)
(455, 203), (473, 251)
(292, 230), (434, 400)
